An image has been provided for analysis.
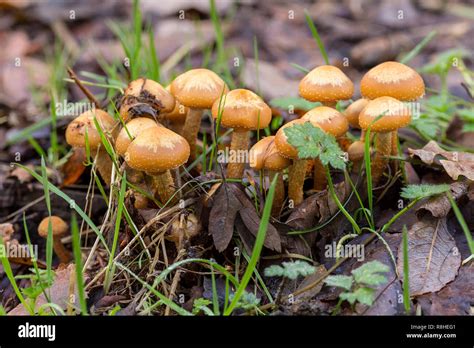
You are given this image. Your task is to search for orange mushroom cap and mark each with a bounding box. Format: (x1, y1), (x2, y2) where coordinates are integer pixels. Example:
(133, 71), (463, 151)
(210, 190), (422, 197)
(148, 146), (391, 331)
(125, 127), (190, 174)
(359, 96), (412, 132)
(249, 136), (291, 171)
(38, 216), (68, 238)
(211, 89), (272, 131)
(65, 109), (116, 150)
(115, 117), (161, 157)
(360, 61), (425, 101)
(274, 119), (307, 159)
(344, 98), (369, 129)
(301, 106), (349, 137)
(299, 65), (354, 103)
(170, 69), (229, 109)
(161, 85), (189, 123)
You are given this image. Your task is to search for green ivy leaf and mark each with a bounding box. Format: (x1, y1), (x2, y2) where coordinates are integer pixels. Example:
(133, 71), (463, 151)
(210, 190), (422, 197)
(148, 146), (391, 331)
(400, 184), (451, 200)
(351, 261), (390, 287)
(284, 122), (346, 170)
(324, 275), (353, 291)
(264, 260), (315, 280)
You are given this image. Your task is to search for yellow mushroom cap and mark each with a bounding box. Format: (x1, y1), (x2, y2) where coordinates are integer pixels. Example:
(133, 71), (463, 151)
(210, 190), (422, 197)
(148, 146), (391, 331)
(170, 69), (229, 109)
(122, 78), (175, 113)
(359, 96), (412, 132)
(299, 65), (354, 103)
(249, 136), (291, 171)
(38, 216), (68, 238)
(65, 109), (116, 150)
(360, 61), (425, 101)
(211, 89), (272, 131)
(275, 119), (307, 159)
(347, 140), (365, 162)
(344, 98), (369, 129)
(115, 117), (161, 157)
(161, 85), (189, 123)
(301, 106), (349, 137)
(125, 127), (190, 174)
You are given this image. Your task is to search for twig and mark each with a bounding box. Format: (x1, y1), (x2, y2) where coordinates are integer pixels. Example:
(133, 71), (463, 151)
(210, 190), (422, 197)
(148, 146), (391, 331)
(67, 67), (101, 109)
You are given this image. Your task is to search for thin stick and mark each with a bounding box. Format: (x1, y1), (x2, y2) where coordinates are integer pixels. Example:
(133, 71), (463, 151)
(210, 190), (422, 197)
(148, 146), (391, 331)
(67, 67), (101, 109)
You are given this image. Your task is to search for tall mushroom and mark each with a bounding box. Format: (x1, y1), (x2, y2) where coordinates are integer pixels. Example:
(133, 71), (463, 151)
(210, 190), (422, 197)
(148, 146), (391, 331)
(124, 127), (190, 204)
(38, 216), (71, 264)
(299, 65), (354, 107)
(360, 61), (424, 160)
(275, 119), (307, 206)
(301, 106), (349, 190)
(170, 69), (228, 162)
(344, 98), (369, 171)
(359, 96), (411, 185)
(120, 78), (175, 122)
(211, 89), (272, 179)
(65, 109), (116, 185)
(249, 136), (291, 216)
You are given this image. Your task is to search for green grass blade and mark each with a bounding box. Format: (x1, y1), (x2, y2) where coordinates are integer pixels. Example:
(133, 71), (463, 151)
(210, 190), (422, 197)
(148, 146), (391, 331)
(400, 31), (437, 65)
(304, 9), (329, 65)
(70, 213), (88, 315)
(447, 192), (474, 256)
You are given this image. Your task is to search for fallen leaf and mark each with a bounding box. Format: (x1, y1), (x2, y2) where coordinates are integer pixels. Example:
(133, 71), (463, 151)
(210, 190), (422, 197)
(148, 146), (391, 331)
(0, 223), (14, 242)
(61, 147), (86, 186)
(409, 141), (474, 181)
(396, 217), (461, 297)
(417, 181), (469, 218)
(239, 207), (281, 252)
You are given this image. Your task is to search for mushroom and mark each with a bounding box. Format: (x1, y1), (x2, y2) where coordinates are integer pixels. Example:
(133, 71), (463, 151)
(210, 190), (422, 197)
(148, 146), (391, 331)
(299, 65), (354, 107)
(249, 136), (291, 216)
(161, 85), (189, 134)
(301, 106), (349, 190)
(166, 213), (201, 250)
(343, 98), (370, 171)
(115, 117), (161, 208)
(170, 69), (228, 162)
(275, 119), (308, 206)
(65, 109), (116, 185)
(119, 78), (175, 122)
(359, 96), (411, 185)
(38, 216), (71, 264)
(124, 127), (190, 204)
(360, 61), (424, 160)
(211, 89), (272, 179)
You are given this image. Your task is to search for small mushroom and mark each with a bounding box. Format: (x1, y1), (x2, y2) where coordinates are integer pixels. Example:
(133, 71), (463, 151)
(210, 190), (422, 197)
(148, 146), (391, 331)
(120, 78), (175, 122)
(38, 216), (71, 264)
(301, 106), (349, 190)
(125, 127), (190, 205)
(65, 109), (116, 185)
(170, 69), (228, 162)
(344, 98), (369, 139)
(249, 136), (291, 216)
(166, 213), (201, 250)
(211, 89), (272, 179)
(360, 61), (425, 161)
(161, 85), (189, 134)
(299, 65), (354, 107)
(359, 96), (411, 185)
(275, 119), (308, 206)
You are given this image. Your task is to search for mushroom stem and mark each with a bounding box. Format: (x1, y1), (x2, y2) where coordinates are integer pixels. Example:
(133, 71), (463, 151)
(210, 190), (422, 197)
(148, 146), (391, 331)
(181, 108), (203, 162)
(151, 171), (176, 205)
(372, 132), (392, 185)
(391, 130), (399, 172)
(288, 159), (307, 206)
(53, 239), (72, 264)
(313, 158), (327, 191)
(95, 148), (113, 185)
(226, 130), (249, 179)
(268, 170), (284, 216)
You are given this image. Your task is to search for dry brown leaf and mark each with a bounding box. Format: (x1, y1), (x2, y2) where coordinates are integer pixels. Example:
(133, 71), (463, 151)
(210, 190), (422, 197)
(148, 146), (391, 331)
(8, 264), (81, 315)
(61, 147), (86, 186)
(409, 141), (474, 181)
(417, 181), (469, 218)
(396, 217), (461, 297)
(0, 223), (14, 242)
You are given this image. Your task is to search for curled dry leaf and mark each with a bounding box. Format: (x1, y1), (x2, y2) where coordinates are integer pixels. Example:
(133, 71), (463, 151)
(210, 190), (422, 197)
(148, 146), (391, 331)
(409, 141), (474, 181)
(62, 147), (87, 186)
(396, 217), (461, 297)
(417, 181), (469, 218)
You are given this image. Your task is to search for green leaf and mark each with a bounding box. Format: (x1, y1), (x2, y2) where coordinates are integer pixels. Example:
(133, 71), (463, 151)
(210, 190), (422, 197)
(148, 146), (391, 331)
(351, 261), (390, 287)
(400, 184), (451, 200)
(269, 97), (321, 111)
(264, 260), (315, 280)
(192, 298), (214, 316)
(228, 291), (261, 311)
(324, 275), (353, 291)
(354, 287), (376, 306)
(284, 122), (346, 170)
